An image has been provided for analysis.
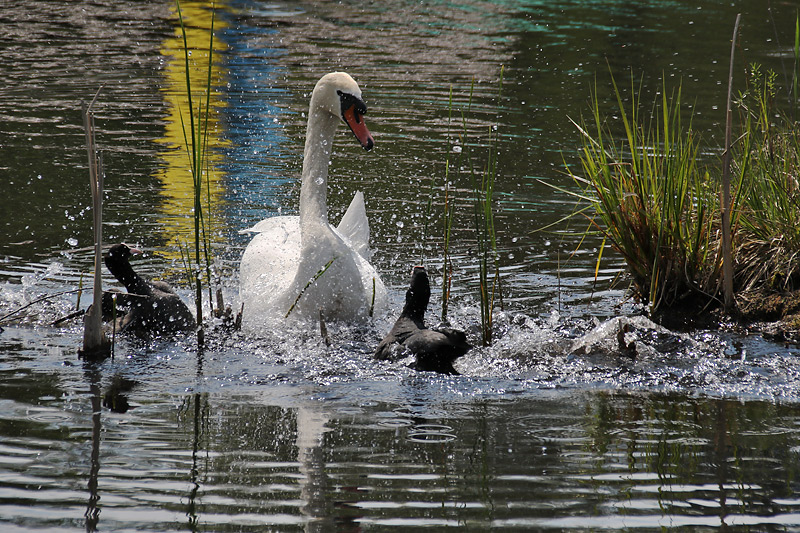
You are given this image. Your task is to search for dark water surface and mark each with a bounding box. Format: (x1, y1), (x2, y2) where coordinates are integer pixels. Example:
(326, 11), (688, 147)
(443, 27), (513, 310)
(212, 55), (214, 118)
(2, 0), (800, 530)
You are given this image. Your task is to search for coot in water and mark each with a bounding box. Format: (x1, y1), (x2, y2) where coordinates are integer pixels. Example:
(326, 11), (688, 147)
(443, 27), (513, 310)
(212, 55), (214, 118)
(102, 243), (195, 337)
(375, 266), (471, 374)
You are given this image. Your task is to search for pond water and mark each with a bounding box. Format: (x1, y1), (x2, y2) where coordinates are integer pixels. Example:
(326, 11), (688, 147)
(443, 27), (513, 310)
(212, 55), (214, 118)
(2, 0), (800, 530)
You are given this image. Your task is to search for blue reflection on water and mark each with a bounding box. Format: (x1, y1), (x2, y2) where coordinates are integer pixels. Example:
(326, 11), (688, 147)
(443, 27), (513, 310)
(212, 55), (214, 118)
(217, 1), (293, 246)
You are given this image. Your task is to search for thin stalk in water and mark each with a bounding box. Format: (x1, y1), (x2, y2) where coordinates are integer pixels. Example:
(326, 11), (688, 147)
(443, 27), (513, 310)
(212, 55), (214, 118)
(470, 67), (503, 346)
(176, 0), (217, 343)
(440, 85), (458, 321)
(441, 80), (475, 321)
(794, 12), (799, 120)
(721, 13), (741, 314)
(80, 89), (111, 358)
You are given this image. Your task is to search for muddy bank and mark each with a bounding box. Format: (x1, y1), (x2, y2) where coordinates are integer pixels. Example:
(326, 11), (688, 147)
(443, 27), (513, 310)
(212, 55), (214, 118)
(733, 290), (800, 344)
(632, 288), (800, 345)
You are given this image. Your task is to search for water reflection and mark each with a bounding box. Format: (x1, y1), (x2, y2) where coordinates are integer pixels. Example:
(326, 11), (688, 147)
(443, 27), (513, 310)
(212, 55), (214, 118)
(0, 324), (798, 530)
(216, 1), (294, 244)
(154, 2), (228, 262)
(83, 363), (102, 532)
(184, 391), (208, 532)
(295, 405), (335, 532)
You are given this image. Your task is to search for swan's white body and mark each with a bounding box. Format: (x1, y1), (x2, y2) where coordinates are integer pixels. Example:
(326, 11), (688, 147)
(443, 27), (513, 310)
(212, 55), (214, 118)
(239, 73), (387, 328)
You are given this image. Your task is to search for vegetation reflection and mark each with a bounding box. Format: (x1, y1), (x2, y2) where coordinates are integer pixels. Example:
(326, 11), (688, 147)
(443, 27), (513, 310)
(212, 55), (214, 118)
(155, 1), (227, 266)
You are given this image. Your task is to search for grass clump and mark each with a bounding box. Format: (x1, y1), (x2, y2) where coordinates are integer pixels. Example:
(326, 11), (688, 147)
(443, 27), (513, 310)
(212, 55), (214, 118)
(570, 63), (800, 325)
(567, 75), (719, 317)
(734, 64), (800, 293)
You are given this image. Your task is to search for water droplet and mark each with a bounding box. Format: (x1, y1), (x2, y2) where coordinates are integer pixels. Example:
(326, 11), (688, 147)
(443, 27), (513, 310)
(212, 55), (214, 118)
(67, 238), (78, 247)
(452, 145), (462, 153)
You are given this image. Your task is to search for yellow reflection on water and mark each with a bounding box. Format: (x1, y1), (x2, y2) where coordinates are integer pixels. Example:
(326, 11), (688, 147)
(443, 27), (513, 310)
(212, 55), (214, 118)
(155, 1), (228, 262)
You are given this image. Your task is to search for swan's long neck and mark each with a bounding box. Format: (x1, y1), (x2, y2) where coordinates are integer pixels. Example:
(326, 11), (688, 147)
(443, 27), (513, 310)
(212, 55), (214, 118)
(299, 101), (340, 228)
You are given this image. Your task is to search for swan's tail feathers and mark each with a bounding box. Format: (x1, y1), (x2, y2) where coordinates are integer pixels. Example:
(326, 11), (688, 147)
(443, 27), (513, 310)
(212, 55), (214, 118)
(337, 191), (371, 259)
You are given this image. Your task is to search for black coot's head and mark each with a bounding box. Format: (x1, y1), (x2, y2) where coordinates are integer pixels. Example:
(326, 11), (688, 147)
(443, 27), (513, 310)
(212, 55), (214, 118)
(104, 243), (148, 295)
(105, 243), (140, 266)
(404, 266), (431, 319)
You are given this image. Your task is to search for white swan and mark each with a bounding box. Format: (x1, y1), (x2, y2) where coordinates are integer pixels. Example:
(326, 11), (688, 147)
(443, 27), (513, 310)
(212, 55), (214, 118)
(239, 72), (387, 328)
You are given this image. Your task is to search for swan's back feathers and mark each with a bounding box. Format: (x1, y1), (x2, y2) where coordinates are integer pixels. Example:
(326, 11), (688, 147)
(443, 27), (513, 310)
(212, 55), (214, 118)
(336, 191), (371, 260)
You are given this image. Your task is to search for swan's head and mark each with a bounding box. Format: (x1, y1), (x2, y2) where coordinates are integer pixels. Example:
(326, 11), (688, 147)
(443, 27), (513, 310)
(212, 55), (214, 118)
(312, 72), (374, 151)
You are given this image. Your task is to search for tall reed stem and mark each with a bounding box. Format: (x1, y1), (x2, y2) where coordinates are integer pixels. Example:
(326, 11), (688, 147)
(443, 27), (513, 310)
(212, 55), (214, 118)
(440, 85), (459, 321)
(80, 89), (110, 357)
(176, 0), (216, 344)
(721, 13), (741, 314)
(470, 67), (503, 346)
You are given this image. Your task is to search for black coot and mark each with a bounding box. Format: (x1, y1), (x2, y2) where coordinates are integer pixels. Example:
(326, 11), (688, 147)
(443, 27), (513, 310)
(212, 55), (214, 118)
(375, 266), (471, 374)
(102, 243), (195, 337)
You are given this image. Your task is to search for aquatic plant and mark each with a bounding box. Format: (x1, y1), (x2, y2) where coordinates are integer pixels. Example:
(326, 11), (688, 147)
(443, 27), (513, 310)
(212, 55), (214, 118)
(566, 74), (719, 316)
(175, 0), (219, 343)
(433, 74), (504, 345)
(734, 63), (800, 292)
(434, 84), (461, 322)
(441, 86), (458, 322)
(80, 91), (111, 358)
(570, 54), (800, 320)
(469, 68), (504, 346)
(719, 14), (742, 313)
(730, 12), (800, 295)
(285, 258), (336, 319)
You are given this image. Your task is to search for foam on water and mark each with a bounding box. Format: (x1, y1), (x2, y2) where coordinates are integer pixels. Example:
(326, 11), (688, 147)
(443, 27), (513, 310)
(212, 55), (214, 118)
(5, 275), (799, 407)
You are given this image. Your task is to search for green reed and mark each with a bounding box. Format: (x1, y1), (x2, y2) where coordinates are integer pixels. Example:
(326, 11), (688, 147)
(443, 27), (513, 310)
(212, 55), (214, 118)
(176, 0), (216, 343)
(469, 67), (504, 346)
(430, 74), (504, 343)
(285, 258), (337, 319)
(440, 84), (463, 321)
(423, 84), (461, 322)
(734, 63), (800, 292)
(567, 74), (718, 315)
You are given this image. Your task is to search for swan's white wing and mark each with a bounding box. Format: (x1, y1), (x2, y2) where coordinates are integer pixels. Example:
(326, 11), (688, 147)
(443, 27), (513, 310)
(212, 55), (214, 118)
(336, 191), (370, 259)
(352, 249), (388, 317)
(238, 218), (281, 235)
(239, 216), (301, 317)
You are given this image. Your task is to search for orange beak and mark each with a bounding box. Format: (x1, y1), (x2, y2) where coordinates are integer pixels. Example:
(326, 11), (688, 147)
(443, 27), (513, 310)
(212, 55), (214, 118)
(343, 105), (374, 151)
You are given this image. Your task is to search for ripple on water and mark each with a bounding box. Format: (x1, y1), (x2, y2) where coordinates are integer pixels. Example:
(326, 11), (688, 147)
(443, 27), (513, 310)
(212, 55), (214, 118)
(407, 424), (457, 443)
